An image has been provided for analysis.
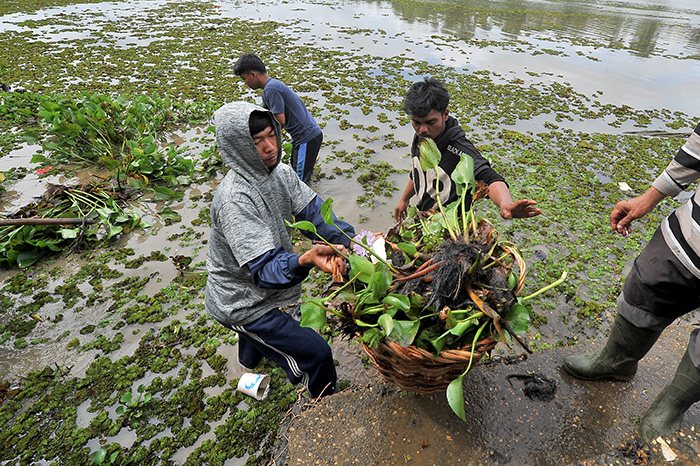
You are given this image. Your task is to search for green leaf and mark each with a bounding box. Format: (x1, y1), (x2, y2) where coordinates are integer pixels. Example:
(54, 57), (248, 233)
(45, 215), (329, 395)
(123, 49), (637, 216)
(31, 153), (47, 164)
(397, 242), (417, 257)
(99, 155), (120, 170)
(107, 225), (123, 239)
(368, 264), (391, 301)
(388, 320), (420, 347)
(449, 317), (479, 337)
(96, 207), (116, 219)
(152, 186), (180, 200)
(120, 392), (132, 404)
(158, 207), (181, 221)
(428, 331), (449, 354)
(286, 220), (317, 235)
(300, 299), (328, 328)
(360, 327), (384, 348)
(89, 448), (107, 464)
(504, 303), (531, 335)
(378, 313), (394, 336)
(321, 197), (335, 225)
(382, 294), (411, 313)
(418, 138), (441, 171)
(452, 153), (475, 196)
(127, 177), (147, 190)
(17, 250), (41, 268)
(447, 376), (467, 421)
(348, 254), (374, 283)
(22, 132), (39, 144)
(507, 272), (518, 290)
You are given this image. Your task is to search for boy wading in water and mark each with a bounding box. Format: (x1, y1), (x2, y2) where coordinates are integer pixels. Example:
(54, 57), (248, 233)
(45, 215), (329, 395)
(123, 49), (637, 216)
(234, 52), (323, 184)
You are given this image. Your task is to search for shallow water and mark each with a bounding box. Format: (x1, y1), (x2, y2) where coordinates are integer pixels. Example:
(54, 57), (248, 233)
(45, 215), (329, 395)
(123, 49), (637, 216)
(217, 0), (700, 117)
(0, 0), (699, 464)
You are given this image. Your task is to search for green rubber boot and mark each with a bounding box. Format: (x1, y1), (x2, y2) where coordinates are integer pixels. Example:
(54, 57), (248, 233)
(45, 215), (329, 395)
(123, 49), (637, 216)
(639, 349), (700, 442)
(563, 314), (662, 381)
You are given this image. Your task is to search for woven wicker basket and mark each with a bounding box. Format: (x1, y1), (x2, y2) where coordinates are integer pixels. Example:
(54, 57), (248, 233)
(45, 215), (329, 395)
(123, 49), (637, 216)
(363, 336), (498, 394)
(359, 227), (526, 395)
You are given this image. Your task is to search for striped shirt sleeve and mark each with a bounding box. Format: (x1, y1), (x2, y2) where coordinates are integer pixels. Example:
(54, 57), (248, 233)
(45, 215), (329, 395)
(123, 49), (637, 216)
(652, 124), (700, 197)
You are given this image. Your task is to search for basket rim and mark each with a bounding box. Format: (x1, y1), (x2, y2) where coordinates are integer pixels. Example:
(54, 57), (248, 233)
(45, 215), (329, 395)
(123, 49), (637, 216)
(364, 334), (497, 363)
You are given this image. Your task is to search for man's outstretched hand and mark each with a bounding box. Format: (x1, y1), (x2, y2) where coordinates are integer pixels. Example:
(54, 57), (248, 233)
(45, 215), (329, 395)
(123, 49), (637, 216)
(610, 187), (666, 236)
(500, 199), (542, 220)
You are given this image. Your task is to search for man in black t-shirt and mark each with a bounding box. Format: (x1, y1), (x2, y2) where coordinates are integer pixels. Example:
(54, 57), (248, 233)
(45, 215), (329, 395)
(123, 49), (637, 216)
(393, 77), (541, 222)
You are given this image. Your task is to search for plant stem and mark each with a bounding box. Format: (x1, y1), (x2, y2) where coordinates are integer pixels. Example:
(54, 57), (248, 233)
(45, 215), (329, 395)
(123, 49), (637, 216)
(326, 274), (359, 300)
(461, 319), (490, 376)
(522, 271), (568, 302)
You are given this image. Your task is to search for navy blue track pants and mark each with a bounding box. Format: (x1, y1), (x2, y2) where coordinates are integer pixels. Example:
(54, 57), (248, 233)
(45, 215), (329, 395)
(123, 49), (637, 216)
(227, 308), (336, 398)
(291, 132), (322, 184)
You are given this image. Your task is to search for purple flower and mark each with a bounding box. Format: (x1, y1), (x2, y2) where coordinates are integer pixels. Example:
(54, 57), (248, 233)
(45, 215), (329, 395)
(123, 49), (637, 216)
(352, 230), (375, 258)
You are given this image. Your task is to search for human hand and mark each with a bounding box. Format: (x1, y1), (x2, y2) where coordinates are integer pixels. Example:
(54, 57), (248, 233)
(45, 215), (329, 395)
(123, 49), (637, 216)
(610, 188), (666, 236)
(299, 244), (347, 275)
(394, 200), (409, 223)
(500, 199), (542, 220)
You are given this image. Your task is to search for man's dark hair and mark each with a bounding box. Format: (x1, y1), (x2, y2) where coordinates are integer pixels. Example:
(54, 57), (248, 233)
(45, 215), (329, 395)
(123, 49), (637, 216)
(403, 77), (450, 117)
(233, 52), (266, 76)
(249, 110), (274, 137)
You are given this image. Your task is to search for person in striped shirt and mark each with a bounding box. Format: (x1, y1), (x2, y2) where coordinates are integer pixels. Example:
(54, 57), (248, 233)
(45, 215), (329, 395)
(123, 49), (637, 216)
(564, 123), (700, 441)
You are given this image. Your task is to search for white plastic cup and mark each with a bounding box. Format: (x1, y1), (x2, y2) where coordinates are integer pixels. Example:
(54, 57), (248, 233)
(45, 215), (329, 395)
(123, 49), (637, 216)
(237, 373), (270, 400)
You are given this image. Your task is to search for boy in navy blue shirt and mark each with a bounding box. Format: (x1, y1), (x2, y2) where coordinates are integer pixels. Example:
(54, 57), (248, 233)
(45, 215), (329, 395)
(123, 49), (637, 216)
(234, 52), (323, 184)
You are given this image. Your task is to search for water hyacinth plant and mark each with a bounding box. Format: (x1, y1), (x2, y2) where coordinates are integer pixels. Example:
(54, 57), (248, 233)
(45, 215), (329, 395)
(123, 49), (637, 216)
(290, 137), (567, 420)
(0, 183), (146, 268)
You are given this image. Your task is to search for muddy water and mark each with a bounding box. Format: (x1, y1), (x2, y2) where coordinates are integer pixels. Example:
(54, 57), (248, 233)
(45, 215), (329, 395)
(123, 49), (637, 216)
(220, 0), (700, 118)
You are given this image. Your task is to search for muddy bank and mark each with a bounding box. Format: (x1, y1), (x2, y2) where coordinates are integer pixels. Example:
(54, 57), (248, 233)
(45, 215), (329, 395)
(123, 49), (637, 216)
(286, 323), (700, 466)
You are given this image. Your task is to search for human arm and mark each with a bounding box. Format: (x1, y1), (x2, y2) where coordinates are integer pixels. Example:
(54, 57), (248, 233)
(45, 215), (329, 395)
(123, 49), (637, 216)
(394, 179), (415, 222)
(487, 181), (542, 219)
(612, 123), (700, 235)
(248, 244), (347, 289)
(262, 83), (287, 128)
(274, 113), (286, 128)
(610, 187), (667, 237)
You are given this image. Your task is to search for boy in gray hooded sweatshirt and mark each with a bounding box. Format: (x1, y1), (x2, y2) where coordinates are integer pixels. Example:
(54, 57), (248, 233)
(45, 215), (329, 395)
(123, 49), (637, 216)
(206, 101), (354, 398)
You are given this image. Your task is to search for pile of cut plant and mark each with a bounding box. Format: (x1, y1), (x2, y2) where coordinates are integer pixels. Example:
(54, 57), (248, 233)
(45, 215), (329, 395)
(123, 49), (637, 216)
(0, 183), (145, 268)
(292, 138), (566, 420)
(0, 92), (203, 268)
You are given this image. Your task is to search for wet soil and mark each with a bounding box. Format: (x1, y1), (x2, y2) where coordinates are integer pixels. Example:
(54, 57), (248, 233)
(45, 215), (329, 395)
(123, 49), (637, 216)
(286, 323), (700, 466)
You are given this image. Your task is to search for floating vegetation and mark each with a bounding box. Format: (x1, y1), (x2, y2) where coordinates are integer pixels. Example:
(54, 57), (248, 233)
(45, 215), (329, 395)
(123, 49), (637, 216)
(0, 0), (697, 463)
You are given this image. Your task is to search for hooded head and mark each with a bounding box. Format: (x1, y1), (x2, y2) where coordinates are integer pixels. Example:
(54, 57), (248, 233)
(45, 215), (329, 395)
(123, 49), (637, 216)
(213, 101), (282, 183)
